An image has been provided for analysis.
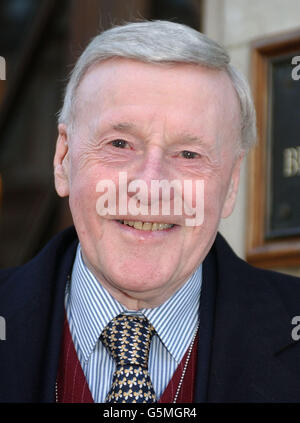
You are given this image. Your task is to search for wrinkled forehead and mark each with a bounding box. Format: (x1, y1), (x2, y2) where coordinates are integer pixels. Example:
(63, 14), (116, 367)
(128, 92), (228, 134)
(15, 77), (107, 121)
(73, 58), (242, 151)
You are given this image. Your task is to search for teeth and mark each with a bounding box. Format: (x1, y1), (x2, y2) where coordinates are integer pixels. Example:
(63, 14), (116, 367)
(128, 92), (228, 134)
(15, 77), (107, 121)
(133, 221), (143, 230)
(121, 220), (174, 231)
(151, 223), (158, 231)
(142, 222), (152, 231)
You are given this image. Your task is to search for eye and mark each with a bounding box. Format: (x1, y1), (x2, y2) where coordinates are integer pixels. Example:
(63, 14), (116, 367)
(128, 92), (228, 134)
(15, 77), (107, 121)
(111, 139), (129, 149)
(180, 150), (199, 159)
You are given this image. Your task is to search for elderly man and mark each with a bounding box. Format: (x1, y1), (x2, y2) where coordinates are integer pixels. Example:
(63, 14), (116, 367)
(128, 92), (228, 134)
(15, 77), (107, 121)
(1, 20), (300, 403)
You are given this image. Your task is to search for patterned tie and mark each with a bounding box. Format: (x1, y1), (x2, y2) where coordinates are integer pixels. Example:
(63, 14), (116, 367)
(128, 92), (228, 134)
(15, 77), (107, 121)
(101, 314), (157, 403)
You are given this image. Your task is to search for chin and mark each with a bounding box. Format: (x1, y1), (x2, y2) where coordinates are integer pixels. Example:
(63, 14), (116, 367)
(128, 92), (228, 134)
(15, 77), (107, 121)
(107, 260), (172, 293)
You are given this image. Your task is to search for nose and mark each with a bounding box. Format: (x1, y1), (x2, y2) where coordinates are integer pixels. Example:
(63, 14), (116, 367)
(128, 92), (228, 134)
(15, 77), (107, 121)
(127, 145), (173, 205)
(134, 144), (164, 181)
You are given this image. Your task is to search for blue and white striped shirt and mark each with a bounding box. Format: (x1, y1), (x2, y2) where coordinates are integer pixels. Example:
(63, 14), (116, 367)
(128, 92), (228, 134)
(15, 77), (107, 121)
(65, 244), (202, 403)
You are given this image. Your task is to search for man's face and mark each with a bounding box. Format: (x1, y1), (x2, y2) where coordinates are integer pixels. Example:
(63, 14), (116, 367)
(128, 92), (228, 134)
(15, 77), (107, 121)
(54, 58), (243, 309)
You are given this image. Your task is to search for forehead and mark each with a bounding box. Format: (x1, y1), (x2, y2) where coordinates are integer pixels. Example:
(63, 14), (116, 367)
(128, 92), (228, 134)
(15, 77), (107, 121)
(77, 57), (237, 100)
(74, 58), (240, 145)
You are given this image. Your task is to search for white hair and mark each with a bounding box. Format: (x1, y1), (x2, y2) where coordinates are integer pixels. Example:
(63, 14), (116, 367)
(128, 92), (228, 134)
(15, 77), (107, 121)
(58, 20), (256, 152)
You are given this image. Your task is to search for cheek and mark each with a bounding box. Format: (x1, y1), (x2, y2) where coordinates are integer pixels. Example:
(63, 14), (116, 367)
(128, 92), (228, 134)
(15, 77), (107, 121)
(70, 156), (116, 197)
(69, 186), (96, 230)
(70, 173), (94, 203)
(68, 166), (101, 221)
(202, 178), (226, 221)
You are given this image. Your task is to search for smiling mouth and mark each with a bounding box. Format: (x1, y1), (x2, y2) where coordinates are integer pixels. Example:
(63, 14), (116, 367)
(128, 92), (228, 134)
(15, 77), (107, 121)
(117, 220), (175, 231)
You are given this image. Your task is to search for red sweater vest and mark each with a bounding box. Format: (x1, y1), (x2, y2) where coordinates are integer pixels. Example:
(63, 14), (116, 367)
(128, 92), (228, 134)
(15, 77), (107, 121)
(57, 317), (198, 403)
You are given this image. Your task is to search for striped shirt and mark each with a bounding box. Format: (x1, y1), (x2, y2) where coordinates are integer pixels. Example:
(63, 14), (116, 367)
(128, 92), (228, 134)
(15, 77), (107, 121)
(65, 244), (202, 403)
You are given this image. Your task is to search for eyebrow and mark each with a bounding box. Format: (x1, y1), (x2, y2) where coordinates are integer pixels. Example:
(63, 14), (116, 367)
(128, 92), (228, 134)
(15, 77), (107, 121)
(179, 132), (205, 145)
(105, 121), (208, 147)
(111, 122), (138, 133)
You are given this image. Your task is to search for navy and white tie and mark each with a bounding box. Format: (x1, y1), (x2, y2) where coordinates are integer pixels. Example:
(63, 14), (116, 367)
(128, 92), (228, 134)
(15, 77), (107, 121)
(101, 314), (156, 403)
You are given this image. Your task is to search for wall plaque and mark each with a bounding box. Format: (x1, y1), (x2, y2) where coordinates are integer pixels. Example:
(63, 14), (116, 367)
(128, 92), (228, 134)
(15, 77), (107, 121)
(247, 30), (300, 268)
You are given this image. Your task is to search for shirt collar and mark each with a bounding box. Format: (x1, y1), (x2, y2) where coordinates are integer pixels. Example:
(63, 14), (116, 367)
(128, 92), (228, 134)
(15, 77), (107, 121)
(67, 244), (202, 363)
(141, 267), (202, 362)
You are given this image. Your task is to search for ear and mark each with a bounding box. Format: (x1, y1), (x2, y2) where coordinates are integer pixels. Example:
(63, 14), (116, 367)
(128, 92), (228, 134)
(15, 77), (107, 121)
(54, 124), (70, 197)
(221, 154), (244, 219)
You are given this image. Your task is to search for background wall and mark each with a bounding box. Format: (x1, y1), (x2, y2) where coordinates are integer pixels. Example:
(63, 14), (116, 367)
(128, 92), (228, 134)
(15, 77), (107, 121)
(203, 0), (300, 276)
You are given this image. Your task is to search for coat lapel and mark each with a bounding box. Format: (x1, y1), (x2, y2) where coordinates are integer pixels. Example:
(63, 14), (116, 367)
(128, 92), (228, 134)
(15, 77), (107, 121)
(194, 240), (217, 402)
(0, 227), (78, 402)
(200, 233), (300, 402)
